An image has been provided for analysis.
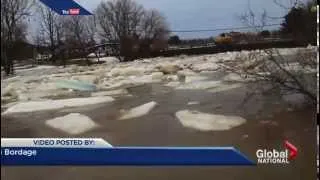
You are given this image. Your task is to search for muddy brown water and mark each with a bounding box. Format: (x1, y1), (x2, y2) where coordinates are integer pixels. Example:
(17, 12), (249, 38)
(1, 82), (317, 180)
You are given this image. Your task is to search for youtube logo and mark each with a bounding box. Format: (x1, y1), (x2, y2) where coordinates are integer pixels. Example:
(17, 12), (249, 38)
(69, 8), (80, 15)
(62, 8), (80, 15)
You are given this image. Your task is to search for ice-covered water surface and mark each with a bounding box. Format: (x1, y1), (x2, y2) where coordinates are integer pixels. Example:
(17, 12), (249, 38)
(1, 47), (317, 180)
(1, 47), (316, 112)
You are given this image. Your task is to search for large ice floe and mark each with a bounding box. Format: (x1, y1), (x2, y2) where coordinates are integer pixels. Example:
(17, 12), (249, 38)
(45, 113), (98, 135)
(3, 96), (114, 115)
(175, 110), (247, 131)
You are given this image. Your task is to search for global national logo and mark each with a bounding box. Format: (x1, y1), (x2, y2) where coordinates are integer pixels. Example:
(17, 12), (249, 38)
(256, 140), (298, 164)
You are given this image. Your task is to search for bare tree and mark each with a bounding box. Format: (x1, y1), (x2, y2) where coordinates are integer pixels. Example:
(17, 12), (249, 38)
(95, 0), (144, 41)
(273, 0), (300, 10)
(221, 0), (317, 106)
(236, 1), (268, 43)
(140, 10), (168, 39)
(95, 0), (169, 61)
(238, 2), (267, 32)
(37, 4), (64, 64)
(62, 15), (96, 65)
(1, 0), (35, 75)
(140, 9), (169, 51)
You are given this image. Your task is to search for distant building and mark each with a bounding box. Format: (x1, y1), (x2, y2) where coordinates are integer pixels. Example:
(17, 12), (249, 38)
(221, 31), (262, 44)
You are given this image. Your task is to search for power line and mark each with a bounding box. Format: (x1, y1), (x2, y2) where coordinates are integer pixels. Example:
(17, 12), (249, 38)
(168, 24), (281, 33)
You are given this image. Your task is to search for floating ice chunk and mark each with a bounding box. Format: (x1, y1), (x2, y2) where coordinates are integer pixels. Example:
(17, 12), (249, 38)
(177, 70), (197, 76)
(56, 80), (96, 91)
(91, 89), (129, 97)
(56, 97), (114, 107)
(119, 101), (158, 120)
(151, 72), (164, 80)
(222, 73), (243, 82)
(102, 79), (134, 90)
(175, 110), (247, 131)
(3, 96), (114, 114)
(3, 100), (64, 114)
(15, 90), (70, 101)
(35, 82), (59, 91)
(109, 67), (145, 76)
(157, 64), (181, 74)
(192, 62), (220, 72)
(87, 53), (96, 58)
(185, 75), (208, 83)
(165, 81), (181, 87)
(102, 74), (160, 90)
(207, 83), (243, 93)
(45, 113), (98, 135)
(1, 84), (18, 98)
(99, 57), (120, 64)
(176, 81), (221, 90)
(187, 101), (200, 105)
(162, 75), (179, 82)
(71, 75), (99, 84)
(131, 75), (155, 83)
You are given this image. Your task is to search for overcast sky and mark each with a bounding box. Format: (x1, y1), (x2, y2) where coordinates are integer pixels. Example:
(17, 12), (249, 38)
(29, 0), (293, 41)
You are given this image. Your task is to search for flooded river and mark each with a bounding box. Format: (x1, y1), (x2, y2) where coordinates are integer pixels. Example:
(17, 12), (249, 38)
(1, 82), (317, 180)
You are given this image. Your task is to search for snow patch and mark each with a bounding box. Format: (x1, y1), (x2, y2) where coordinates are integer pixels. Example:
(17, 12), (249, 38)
(119, 101), (158, 120)
(175, 110), (247, 131)
(45, 113), (98, 135)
